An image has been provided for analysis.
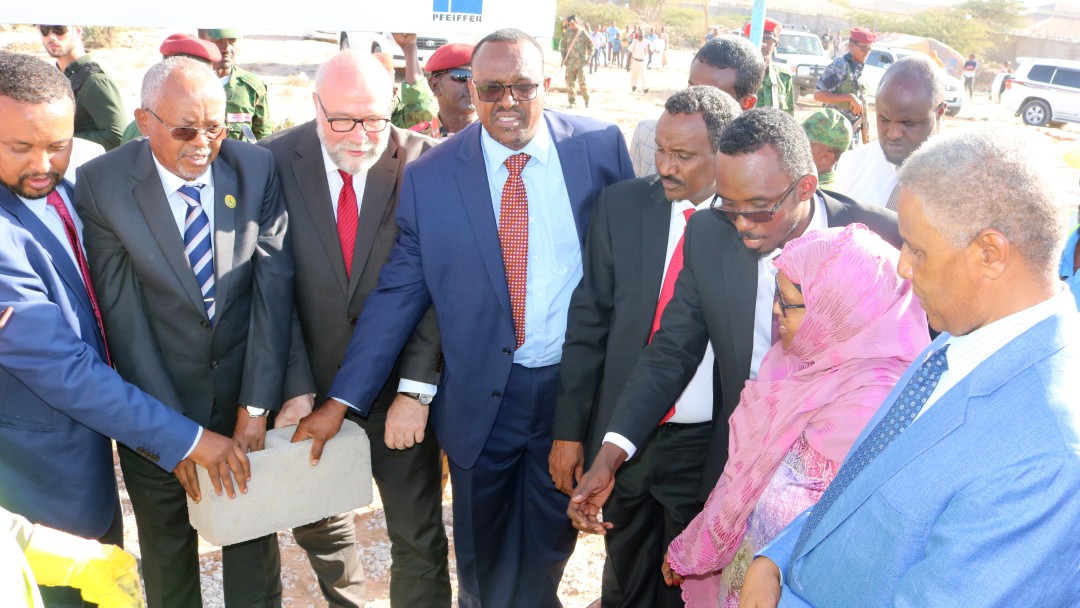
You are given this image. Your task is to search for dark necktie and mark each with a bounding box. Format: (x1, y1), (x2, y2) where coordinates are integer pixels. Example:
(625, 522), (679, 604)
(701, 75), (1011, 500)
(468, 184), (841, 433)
(177, 184), (216, 323)
(790, 345), (950, 560)
(499, 153), (531, 349)
(337, 169), (359, 277)
(652, 207), (695, 424)
(46, 189), (110, 364)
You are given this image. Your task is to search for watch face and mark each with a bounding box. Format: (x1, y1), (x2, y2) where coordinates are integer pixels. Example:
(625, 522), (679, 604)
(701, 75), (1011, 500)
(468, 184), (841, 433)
(419, 394), (434, 405)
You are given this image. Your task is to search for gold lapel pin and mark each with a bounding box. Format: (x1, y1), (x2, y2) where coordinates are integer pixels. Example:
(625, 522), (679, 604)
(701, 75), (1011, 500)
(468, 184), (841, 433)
(225, 194), (237, 209)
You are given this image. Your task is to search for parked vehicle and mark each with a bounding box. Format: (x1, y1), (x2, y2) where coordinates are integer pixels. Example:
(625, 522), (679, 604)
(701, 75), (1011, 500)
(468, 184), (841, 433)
(772, 30), (832, 98)
(860, 47), (964, 116)
(1001, 58), (1080, 127)
(301, 31), (449, 70)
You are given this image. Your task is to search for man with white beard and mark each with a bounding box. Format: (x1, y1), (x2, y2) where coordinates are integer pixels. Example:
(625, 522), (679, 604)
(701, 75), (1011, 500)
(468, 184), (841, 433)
(260, 51), (451, 607)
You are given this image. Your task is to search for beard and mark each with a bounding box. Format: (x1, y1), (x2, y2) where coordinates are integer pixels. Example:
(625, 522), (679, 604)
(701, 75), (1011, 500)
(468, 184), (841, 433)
(4, 171), (60, 200)
(317, 121), (386, 175)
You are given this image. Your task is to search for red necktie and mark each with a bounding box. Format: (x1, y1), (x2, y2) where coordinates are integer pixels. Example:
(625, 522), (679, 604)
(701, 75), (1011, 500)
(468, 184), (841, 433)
(652, 207), (694, 424)
(337, 169), (359, 277)
(46, 190), (110, 364)
(499, 153), (531, 349)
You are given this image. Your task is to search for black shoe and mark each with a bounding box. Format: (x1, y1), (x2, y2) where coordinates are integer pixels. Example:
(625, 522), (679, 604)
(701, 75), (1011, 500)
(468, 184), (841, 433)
(632, 86), (637, 92)
(585, 99), (589, 108)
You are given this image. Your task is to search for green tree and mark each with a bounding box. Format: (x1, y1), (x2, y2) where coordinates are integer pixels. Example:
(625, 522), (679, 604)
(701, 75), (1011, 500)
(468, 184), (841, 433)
(957, 0), (1027, 32)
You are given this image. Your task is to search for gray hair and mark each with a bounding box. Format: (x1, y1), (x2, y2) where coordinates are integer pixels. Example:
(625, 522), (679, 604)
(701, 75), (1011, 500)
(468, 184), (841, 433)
(664, 86), (742, 153)
(0, 51), (74, 106)
(141, 56), (220, 108)
(717, 107), (815, 180)
(878, 55), (944, 106)
(898, 126), (1066, 271)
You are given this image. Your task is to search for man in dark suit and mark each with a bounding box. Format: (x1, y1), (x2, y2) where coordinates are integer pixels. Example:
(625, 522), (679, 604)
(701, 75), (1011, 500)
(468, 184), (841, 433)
(261, 50), (449, 607)
(74, 56), (293, 608)
(0, 51), (251, 608)
(569, 109), (901, 548)
(552, 86), (742, 607)
(293, 28), (634, 607)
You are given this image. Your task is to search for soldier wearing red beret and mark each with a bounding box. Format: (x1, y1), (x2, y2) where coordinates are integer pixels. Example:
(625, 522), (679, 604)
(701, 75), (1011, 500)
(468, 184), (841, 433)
(814, 26), (877, 141)
(409, 42), (477, 139)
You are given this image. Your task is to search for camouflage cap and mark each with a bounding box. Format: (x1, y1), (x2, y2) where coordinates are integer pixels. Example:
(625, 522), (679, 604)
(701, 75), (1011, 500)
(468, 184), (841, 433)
(200, 29), (243, 40)
(802, 108), (852, 151)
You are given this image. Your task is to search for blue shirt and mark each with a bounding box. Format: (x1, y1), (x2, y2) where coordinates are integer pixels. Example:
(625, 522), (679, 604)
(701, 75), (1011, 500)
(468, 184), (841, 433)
(606, 26), (618, 42)
(1060, 225), (1080, 310)
(481, 123), (581, 367)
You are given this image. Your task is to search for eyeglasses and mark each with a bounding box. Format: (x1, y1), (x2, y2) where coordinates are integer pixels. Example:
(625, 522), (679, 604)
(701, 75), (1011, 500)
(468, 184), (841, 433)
(315, 94), (392, 133)
(473, 82), (542, 103)
(144, 108), (226, 142)
(775, 283), (806, 318)
(39, 25), (69, 37)
(435, 68), (472, 83)
(711, 175), (807, 224)
(851, 41), (872, 52)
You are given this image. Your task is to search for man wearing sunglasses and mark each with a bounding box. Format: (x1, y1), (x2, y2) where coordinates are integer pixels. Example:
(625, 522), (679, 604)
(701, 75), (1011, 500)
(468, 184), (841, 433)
(294, 27), (633, 608)
(570, 109), (901, 558)
(38, 25), (125, 151)
(261, 50), (450, 607)
(410, 42), (476, 139)
(814, 27), (876, 135)
(74, 56), (293, 607)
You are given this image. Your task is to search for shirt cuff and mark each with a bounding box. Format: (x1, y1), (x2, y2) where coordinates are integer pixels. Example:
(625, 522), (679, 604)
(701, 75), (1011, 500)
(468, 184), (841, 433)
(602, 432), (637, 460)
(329, 397), (362, 413)
(181, 426), (203, 460)
(397, 378), (438, 396)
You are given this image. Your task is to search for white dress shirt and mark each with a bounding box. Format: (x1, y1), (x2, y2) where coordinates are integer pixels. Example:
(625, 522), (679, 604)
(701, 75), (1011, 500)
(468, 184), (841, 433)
(832, 142), (897, 208)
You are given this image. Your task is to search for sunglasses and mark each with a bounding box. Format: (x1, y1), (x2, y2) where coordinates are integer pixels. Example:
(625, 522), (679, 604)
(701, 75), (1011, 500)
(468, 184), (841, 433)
(39, 25), (69, 37)
(435, 68), (472, 83)
(473, 82), (541, 103)
(315, 94), (393, 134)
(711, 175), (807, 224)
(775, 282), (806, 318)
(145, 108), (226, 142)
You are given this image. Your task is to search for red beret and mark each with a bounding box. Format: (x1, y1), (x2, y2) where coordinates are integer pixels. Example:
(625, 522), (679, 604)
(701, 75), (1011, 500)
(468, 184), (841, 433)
(425, 42), (474, 73)
(159, 33), (221, 63)
(743, 17), (782, 41)
(849, 27), (878, 45)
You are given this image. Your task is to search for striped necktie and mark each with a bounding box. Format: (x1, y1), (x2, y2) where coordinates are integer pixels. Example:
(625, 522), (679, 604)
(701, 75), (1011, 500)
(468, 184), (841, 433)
(790, 345), (950, 561)
(177, 184), (216, 323)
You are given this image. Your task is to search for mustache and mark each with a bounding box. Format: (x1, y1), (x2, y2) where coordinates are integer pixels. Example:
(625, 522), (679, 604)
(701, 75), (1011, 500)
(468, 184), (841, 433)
(20, 171), (61, 183)
(660, 174), (684, 187)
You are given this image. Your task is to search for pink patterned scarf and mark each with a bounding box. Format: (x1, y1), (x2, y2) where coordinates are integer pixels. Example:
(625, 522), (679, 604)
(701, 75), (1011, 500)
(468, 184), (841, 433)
(667, 224), (930, 606)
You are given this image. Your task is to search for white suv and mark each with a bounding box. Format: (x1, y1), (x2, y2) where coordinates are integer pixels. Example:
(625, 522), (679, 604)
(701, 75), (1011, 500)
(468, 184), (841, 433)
(1002, 58), (1080, 127)
(772, 30), (832, 98)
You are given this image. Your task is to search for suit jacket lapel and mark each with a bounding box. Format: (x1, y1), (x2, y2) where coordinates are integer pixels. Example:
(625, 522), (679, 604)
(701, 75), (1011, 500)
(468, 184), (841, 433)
(640, 179), (671, 344)
(0, 186), (88, 310)
(454, 126), (513, 319)
(721, 226), (758, 380)
(291, 123), (349, 295)
(130, 143), (207, 315)
(211, 158), (238, 316)
(350, 131), (399, 297)
(549, 113), (593, 244)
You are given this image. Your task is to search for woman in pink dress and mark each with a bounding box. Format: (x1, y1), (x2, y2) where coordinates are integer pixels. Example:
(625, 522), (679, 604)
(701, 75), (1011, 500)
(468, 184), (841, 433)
(664, 224), (931, 607)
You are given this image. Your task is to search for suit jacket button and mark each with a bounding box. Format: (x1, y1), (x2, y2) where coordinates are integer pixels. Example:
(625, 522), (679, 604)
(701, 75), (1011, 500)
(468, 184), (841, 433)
(210, 360), (219, 369)
(201, 320), (210, 328)
(502, 348), (512, 355)
(348, 315), (358, 326)
(491, 391), (501, 399)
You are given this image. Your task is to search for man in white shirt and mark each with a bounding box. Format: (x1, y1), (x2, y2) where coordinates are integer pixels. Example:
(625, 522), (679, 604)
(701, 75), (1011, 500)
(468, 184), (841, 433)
(260, 50), (450, 607)
(833, 55), (945, 208)
(553, 87), (742, 607)
(743, 126), (1080, 607)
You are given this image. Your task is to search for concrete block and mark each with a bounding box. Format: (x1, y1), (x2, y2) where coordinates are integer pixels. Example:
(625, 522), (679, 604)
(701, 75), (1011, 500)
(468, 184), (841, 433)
(187, 420), (371, 546)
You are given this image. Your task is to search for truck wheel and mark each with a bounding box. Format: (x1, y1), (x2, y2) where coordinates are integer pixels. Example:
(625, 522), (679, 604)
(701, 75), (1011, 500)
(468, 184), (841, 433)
(1020, 100), (1051, 127)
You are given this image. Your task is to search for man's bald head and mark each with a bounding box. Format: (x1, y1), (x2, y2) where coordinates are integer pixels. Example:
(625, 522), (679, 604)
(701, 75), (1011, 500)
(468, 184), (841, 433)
(875, 55), (946, 166)
(315, 50), (395, 103)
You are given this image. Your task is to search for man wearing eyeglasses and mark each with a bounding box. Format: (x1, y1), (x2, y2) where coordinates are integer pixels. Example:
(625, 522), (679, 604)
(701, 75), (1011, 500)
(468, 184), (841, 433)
(293, 28), (633, 607)
(569, 109), (900, 566)
(37, 25), (125, 151)
(73, 56), (293, 607)
(555, 86), (742, 607)
(409, 42), (477, 139)
(260, 50), (450, 607)
(814, 27), (876, 134)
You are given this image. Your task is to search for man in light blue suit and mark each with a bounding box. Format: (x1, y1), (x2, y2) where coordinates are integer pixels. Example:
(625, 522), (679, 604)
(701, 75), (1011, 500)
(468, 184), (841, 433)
(0, 52), (251, 607)
(741, 127), (1080, 607)
(293, 28), (634, 607)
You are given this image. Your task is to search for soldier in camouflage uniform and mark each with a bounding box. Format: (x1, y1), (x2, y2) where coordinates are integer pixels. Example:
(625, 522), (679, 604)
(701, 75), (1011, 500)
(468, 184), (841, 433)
(744, 18), (795, 115)
(814, 27), (877, 141)
(198, 29), (272, 142)
(801, 108), (852, 187)
(560, 15), (593, 108)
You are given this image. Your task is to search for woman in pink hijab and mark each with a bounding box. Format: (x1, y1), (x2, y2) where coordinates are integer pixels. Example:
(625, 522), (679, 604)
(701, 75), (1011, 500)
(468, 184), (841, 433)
(664, 224), (930, 607)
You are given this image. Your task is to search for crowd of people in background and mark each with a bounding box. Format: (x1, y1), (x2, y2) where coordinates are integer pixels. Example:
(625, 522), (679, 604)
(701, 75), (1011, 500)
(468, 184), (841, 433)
(1, 16), (1079, 608)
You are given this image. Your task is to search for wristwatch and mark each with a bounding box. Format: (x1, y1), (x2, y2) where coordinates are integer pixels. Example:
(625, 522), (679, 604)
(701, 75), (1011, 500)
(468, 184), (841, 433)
(400, 392), (434, 406)
(244, 405), (269, 418)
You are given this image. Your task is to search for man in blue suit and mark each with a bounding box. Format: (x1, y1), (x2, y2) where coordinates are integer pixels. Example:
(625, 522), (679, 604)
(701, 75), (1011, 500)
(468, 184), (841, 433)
(293, 28), (634, 607)
(741, 127), (1080, 606)
(0, 52), (252, 607)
